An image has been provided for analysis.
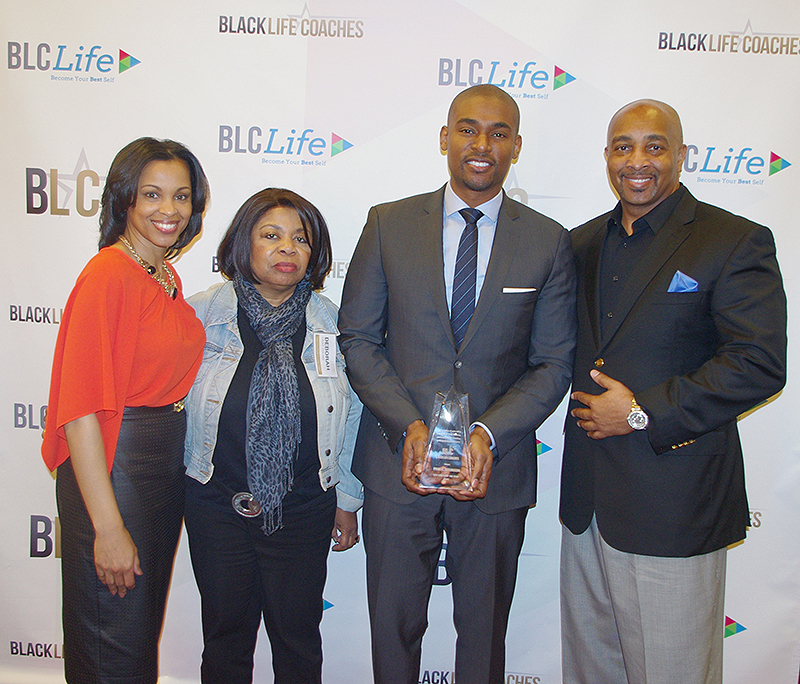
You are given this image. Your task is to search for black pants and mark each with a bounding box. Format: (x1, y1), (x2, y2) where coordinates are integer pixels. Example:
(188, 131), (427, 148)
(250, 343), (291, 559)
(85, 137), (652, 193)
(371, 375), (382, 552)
(57, 406), (186, 684)
(185, 485), (336, 684)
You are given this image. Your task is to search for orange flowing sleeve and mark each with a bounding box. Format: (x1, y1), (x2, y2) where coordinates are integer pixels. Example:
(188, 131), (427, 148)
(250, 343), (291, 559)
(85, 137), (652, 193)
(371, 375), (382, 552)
(41, 250), (143, 472)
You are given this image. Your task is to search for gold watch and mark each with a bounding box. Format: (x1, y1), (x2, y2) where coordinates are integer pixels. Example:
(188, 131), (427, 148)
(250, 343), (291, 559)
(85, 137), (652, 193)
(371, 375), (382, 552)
(627, 398), (649, 430)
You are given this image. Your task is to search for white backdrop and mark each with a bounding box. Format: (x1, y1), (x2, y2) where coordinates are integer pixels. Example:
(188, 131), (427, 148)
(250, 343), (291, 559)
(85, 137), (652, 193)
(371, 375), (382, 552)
(2, 1), (799, 682)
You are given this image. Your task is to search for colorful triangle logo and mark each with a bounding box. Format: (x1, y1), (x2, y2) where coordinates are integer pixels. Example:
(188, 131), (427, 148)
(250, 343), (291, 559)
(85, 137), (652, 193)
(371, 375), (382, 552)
(331, 133), (353, 157)
(553, 66), (576, 90)
(724, 616), (746, 638)
(536, 440), (552, 456)
(323, 599), (334, 611)
(769, 152), (791, 176)
(119, 50), (141, 74)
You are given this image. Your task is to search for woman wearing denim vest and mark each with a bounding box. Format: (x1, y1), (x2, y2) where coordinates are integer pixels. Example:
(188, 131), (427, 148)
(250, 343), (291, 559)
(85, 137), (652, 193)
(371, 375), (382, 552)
(183, 188), (363, 684)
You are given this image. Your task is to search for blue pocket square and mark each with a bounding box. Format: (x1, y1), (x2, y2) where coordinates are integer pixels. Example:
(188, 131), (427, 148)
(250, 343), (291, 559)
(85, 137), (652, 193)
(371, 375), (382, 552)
(667, 270), (698, 293)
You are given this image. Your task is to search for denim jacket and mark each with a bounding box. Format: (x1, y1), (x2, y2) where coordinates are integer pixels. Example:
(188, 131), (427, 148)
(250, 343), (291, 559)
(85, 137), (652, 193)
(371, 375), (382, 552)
(184, 280), (363, 512)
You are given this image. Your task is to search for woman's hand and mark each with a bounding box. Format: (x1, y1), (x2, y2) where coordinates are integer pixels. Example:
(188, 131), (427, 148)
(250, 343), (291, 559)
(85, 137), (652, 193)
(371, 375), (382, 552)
(331, 508), (359, 551)
(93, 524), (142, 597)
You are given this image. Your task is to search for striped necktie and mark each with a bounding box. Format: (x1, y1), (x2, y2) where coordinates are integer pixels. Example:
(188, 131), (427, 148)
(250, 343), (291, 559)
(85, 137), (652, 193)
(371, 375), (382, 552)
(450, 207), (483, 348)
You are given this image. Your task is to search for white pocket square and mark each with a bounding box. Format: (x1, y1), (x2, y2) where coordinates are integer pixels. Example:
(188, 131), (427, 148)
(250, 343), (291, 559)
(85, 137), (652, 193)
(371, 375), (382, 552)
(502, 287), (537, 294)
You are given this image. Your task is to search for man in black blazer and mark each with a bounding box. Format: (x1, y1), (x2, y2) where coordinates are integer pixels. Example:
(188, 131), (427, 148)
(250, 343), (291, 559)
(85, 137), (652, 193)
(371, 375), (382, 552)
(560, 99), (787, 684)
(339, 85), (576, 684)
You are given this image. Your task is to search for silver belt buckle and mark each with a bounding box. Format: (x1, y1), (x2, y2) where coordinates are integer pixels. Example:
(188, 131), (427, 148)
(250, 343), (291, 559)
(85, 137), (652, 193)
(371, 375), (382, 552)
(232, 492), (262, 517)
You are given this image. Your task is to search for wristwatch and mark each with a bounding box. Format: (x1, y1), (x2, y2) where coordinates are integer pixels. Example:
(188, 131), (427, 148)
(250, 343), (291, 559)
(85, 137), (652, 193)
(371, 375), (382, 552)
(627, 397), (649, 430)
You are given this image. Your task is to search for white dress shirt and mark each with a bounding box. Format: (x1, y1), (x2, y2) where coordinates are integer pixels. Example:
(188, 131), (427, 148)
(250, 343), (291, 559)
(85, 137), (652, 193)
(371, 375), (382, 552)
(442, 182), (503, 309)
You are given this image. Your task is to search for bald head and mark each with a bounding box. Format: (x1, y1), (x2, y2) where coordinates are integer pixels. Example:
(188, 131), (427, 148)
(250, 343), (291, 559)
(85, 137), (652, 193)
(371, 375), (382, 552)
(447, 84), (520, 135)
(440, 84), (522, 206)
(607, 99), (683, 148)
(604, 99), (688, 229)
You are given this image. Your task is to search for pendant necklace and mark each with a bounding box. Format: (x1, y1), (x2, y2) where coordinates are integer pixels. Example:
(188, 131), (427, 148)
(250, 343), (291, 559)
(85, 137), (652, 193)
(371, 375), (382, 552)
(119, 235), (177, 299)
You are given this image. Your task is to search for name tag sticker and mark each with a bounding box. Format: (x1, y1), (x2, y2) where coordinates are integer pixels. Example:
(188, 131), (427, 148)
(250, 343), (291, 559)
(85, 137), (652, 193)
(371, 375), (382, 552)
(314, 333), (338, 378)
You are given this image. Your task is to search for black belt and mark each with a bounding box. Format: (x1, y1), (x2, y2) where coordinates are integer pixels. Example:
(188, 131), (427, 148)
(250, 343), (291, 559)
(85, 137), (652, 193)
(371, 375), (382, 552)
(124, 400), (185, 415)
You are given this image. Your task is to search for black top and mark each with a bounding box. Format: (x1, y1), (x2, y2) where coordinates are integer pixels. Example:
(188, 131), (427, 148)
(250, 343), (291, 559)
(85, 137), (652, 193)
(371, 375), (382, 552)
(599, 186), (686, 339)
(187, 303), (324, 512)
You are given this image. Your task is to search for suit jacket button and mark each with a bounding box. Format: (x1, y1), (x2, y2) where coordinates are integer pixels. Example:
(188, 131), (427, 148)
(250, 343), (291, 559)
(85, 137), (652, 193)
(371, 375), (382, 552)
(595, 358), (604, 368)
(325, 449), (331, 456)
(327, 405), (334, 413)
(454, 360), (463, 369)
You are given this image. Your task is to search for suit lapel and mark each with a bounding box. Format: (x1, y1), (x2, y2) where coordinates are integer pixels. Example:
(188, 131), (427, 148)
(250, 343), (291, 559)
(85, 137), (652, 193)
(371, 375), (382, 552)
(417, 188), (457, 347)
(461, 194), (520, 350)
(599, 193), (698, 349)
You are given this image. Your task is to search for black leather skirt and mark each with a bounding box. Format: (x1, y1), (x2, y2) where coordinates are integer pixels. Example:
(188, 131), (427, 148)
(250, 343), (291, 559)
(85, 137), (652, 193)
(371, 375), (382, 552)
(56, 404), (186, 684)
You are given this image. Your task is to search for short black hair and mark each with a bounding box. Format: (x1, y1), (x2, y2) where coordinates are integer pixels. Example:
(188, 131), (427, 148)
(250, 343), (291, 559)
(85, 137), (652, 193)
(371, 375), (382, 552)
(217, 188), (333, 290)
(448, 84), (520, 134)
(98, 137), (209, 258)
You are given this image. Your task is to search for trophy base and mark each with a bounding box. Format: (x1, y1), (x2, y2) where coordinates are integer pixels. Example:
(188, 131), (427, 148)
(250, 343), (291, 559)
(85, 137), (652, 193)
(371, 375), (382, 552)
(418, 463), (470, 490)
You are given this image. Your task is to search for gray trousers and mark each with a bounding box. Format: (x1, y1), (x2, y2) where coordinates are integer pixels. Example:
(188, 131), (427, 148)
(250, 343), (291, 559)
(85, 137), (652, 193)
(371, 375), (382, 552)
(560, 517), (726, 684)
(362, 487), (527, 684)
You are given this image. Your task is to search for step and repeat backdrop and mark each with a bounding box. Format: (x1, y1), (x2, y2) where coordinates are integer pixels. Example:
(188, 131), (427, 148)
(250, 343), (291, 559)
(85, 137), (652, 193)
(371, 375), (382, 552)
(2, 1), (799, 682)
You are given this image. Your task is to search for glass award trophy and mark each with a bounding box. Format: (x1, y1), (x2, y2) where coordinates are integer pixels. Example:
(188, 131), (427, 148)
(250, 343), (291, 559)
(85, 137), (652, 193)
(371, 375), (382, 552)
(419, 386), (471, 490)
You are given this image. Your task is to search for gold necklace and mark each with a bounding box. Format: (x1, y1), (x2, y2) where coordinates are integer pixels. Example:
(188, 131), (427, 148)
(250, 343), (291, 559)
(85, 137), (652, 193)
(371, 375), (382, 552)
(119, 235), (177, 299)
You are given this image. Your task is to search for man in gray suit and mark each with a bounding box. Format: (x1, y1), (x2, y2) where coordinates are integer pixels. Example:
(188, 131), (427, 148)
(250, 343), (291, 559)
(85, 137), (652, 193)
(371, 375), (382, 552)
(338, 84), (577, 684)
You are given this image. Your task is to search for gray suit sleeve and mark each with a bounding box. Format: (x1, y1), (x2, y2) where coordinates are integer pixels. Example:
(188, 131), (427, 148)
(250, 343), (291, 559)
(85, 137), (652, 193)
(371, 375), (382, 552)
(338, 206), (425, 449)
(478, 226), (577, 458)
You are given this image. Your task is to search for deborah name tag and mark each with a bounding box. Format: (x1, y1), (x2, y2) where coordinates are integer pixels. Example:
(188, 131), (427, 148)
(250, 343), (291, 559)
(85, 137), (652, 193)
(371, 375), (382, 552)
(314, 332), (338, 378)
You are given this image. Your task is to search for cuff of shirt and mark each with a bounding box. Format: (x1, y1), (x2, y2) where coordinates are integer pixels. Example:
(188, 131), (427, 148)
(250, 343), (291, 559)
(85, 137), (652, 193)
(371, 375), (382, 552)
(470, 421), (496, 451)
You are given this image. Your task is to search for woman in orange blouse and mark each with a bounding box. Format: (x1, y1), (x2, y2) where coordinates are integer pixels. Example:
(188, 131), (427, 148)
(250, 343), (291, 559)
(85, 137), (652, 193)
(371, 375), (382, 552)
(42, 138), (209, 684)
